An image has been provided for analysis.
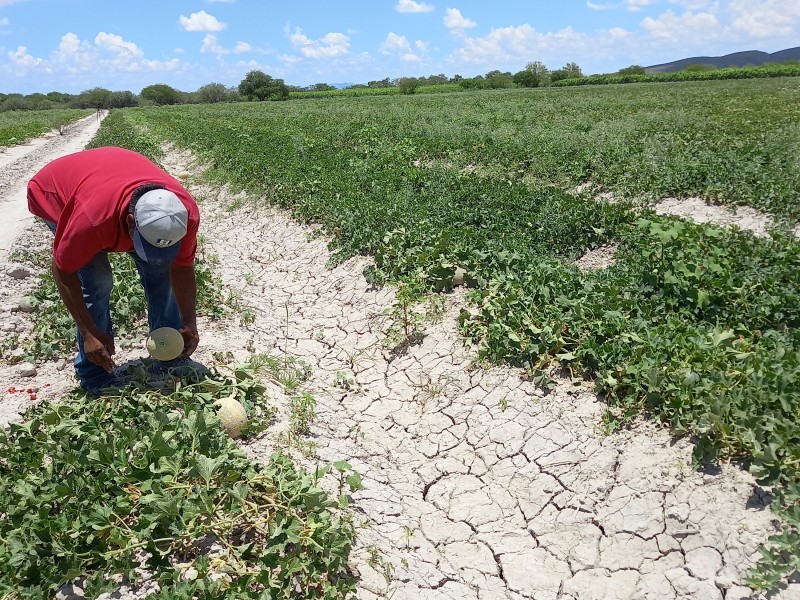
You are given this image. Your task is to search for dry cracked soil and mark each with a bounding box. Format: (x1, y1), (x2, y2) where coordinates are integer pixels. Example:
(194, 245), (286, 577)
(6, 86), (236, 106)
(1, 116), (798, 600)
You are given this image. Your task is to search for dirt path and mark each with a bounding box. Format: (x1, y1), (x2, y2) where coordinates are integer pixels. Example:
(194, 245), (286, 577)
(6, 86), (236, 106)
(0, 129), (798, 599)
(0, 112), (106, 256)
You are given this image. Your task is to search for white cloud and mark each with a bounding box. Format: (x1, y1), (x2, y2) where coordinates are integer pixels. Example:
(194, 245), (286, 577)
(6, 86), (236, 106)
(444, 8), (476, 34)
(627, 0), (657, 11)
(288, 27), (350, 59)
(178, 11), (226, 33)
(669, 0), (712, 9)
(730, 0), (800, 38)
(95, 32), (143, 57)
(448, 23), (647, 74)
(380, 32), (426, 62)
(0, 0), (26, 5)
(641, 9), (720, 39)
(0, 17), (10, 26)
(201, 34), (228, 54)
(381, 32), (411, 54)
(8, 45), (42, 67)
(200, 34), (252, 55)
(6, 32), (181, 79)
(587, 2), (618, 10)
(396, 0), (434, 13)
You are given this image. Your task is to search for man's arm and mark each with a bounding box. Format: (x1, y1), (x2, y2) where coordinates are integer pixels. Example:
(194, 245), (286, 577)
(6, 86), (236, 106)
(169, 264), (199, 357)
(51, 260), (115, 372)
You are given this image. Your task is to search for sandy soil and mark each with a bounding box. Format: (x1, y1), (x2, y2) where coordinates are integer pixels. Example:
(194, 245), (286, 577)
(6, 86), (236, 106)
(1, 119), (798, 599)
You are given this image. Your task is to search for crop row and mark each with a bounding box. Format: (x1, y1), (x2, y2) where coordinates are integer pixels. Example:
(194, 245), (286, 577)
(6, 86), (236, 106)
(90, 79), (800, 587)
(1, 227), (356, 598)
(0, 109), (93, 147)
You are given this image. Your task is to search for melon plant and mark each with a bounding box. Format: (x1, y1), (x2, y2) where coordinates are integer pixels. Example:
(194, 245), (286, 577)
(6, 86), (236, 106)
(146, 326), (184, 361)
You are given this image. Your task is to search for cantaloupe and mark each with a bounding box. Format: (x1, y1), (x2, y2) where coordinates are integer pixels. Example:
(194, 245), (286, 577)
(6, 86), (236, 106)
(146, 327), (184, 361)
(453, 267), (467, 287)
(213, 396), (248, 438)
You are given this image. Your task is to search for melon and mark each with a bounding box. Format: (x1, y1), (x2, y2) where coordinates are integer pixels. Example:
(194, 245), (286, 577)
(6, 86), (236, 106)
(146, 327), (184, 361)
(453, 267), (467, 287)
(213, 396), (248, 438)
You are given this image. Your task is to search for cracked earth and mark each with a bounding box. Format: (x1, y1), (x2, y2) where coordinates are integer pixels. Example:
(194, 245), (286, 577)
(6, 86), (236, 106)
(1, 118), (799, 599)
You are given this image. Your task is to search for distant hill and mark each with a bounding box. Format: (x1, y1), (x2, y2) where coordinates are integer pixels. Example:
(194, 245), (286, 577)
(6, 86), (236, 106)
(646, 47), (800, 73)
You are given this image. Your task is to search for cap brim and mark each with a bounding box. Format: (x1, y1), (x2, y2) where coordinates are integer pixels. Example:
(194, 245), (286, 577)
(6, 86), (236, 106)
(133, 228), (182, 266)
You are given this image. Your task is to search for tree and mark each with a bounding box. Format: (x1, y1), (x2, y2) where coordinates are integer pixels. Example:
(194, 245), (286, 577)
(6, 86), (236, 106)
(397, 77), (420, 95)
(485, 70), (514, 89)
(367, 78), (391, 88)
(551, 62), (584, 82)
(618, 65), (646, 76)
(238, 71), (289, 101)
(514, 61), (551, 88)
(140, 84), (181, 106)
(77, 87), (113, 109)
(107, 91), (138, 109)
(308, 83), (337, 92)
(196, 82), (238, 104)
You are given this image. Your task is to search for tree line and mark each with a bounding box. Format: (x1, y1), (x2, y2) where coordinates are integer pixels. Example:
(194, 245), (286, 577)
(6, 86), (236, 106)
(6, 57), (795, 111)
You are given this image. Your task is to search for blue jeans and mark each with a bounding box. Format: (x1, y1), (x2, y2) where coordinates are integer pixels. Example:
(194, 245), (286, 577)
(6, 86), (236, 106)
(45, 222), (182, 388)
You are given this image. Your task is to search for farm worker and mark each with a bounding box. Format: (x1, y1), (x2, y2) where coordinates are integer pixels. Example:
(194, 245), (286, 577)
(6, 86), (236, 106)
(26, 146), (201, 395)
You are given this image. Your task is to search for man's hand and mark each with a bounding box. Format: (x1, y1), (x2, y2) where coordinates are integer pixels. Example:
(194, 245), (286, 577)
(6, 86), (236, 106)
(83, 329), (116, 373)
(179, 322), (199, 358)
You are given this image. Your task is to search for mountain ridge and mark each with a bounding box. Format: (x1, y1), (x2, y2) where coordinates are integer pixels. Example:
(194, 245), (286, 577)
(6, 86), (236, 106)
(645, 47), (800, 73)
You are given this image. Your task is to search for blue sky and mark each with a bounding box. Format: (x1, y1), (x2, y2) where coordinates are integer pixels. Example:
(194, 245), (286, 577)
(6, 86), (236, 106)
(1, 0), (798, 94)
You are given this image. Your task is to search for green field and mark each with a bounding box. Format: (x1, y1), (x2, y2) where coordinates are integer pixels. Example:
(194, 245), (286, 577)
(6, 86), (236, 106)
(43, 77), (800, 586)
(0, 109), (94, 146)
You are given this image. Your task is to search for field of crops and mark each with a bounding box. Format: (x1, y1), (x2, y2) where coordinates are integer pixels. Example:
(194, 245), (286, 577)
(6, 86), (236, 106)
(0, 109), (93, 147)
(82, 76), (800, 587)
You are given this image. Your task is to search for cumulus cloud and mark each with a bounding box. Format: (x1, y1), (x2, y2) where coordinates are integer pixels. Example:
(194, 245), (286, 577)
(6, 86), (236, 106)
(200, 34), (252, 55)
(669, 0), (712, 9)
(446, 22), (651, 74)
(641, 9), (720, 40)
(586, 0), (659, 10)
(179, 11), (226, 32)
(380, 31), (426, 62)
(730, 0), (800, 38)
(627, 0), (657, 11)
(396, 0), (434, 13)
(0, 17), (9, 25)
(288, 27), (350, 59)
(444, 8), (476, 34)
(7, 46), (42, 67)
(95, 32), (144, 57)
(6, 32), (180, 79)
(587, 2), (617, 10)
(201, 34), (227, 54)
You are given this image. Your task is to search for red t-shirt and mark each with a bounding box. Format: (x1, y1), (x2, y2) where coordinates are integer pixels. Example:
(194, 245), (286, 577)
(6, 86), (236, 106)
(27, 147), (200, 274)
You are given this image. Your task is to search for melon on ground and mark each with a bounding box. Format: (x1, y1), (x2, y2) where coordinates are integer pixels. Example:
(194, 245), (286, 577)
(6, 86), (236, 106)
(146, 327), (184, 361)
(214, 396), (248, 438)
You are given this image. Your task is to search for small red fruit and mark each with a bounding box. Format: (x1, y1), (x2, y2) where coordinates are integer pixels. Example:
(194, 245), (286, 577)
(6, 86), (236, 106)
(29, 393), (37, 401)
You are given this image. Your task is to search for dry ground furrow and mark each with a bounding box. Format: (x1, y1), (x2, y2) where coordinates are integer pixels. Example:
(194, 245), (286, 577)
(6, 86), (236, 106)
(175, 159), (798, 599)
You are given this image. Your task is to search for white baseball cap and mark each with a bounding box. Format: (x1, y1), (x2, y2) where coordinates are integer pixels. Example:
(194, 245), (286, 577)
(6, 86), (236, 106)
(133, 189), (188, 265)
